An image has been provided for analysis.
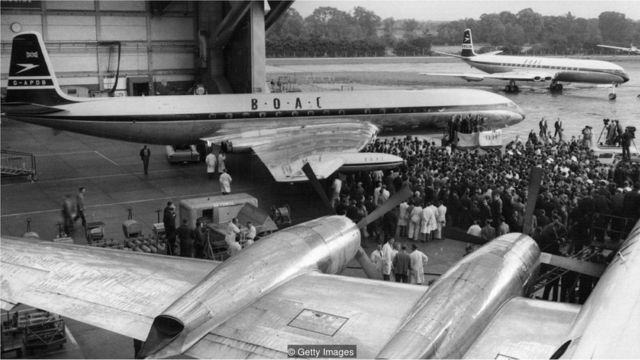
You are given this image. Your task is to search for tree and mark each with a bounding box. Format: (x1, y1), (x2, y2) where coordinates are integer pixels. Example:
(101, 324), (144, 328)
(305, 7), (357, 41)
(478, 13), (505, 45)
(267, 8), (305, 41)
(599, 11), (635, 44)
(381, 17), (396, 46)
(352, 6), (381, 39)
(403, 19), (419, 39)
(516, 8), (543, 44)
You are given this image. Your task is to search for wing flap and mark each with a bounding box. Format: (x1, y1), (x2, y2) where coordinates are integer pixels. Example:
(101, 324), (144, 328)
(185, 273), (427, 358)
(463, 297), (581, 359)
(0, 237), (218, 339)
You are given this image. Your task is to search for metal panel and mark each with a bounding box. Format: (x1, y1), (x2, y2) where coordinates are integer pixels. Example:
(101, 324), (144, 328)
(99, 16), (147, 41)
(288, 309), (348, 336)
(1, 14), (43, 41)
(50, 53), (97, 73)
(99, 1), (146, 12)
(46, 15), (96, 41)
(152, 52), (194, 71)
(150, 17), (194, 41)
(45, 0), (95, 11)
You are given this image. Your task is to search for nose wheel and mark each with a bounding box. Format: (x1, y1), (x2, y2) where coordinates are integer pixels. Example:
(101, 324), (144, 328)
(609, 83), (617, 100)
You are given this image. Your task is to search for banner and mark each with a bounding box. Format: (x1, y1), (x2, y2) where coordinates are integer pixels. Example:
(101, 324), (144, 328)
(456, 129), (502, 148)
(456, 132), (479, 148)
(478, 129), (502, 147)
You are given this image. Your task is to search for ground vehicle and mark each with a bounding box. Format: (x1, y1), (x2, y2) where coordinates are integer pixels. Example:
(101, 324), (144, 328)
(165, 144), (199, 164)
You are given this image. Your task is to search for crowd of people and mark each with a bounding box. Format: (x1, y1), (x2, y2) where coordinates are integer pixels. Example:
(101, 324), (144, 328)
(330, 125), (640, 291)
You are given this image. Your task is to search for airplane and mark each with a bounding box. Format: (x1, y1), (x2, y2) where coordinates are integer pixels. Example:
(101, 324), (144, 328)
(425, 29), (630, 95)
(597, 43), (640, 55)
(2, 32), (524, 182)
(2, 174), (639, 358)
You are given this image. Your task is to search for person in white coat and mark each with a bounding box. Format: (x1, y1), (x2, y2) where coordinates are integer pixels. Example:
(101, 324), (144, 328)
(219, 168), (232, 195)
(205, 151), (217, 180)
(397, 200), (409, 238)
(409, 244), (429, 285)
(435, 200), (447, 240)
(408, 202), (423, 241)
(381, 238), (395, 281)
(370, 243), (384, 278)
(420, 200), (437, 242)
(217, 152), (226, 173)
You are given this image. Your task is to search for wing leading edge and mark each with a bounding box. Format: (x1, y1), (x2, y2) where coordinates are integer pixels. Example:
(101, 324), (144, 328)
(0, 236), (219, 339)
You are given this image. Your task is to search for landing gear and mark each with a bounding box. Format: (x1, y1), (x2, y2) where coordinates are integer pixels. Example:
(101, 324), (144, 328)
(609, 83), (617, 100)
(504, 81), (519, 93)
(550, 82), (563, 92)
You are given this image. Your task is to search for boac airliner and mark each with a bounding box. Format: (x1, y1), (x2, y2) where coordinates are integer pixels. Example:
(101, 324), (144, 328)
(4, 32), (524, 182)
(426, 29), (629, 95)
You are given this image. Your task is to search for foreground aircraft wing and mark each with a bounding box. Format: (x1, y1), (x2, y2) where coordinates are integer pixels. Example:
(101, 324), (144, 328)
(202, 120), (378, 182)
(463, 297), (581, 359)
(0, 236), (218, 339)
(184, 272), (427, 358)
(423, 70), (557, 82)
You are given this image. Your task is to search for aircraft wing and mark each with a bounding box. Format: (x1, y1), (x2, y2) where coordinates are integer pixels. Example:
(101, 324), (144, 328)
(463, 297), (581, 359)
(597, 44), (639, 53)
(202, 120), (378, 182)
(0, 236), (218, 340)
(184, 272), (427, 358)
(423, 70), (557, 82)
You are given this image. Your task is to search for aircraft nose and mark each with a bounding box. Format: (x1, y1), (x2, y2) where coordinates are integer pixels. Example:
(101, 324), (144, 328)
(622, 72), (630, 83)
(508, 103), (525, 125)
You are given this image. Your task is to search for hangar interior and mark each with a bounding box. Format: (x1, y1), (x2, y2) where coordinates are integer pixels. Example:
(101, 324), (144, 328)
(1, 0), (292, 97)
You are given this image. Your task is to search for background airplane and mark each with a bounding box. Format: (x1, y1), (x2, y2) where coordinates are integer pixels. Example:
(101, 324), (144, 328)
(597, 43), (640, 55)
(425, 29), (629, 95)
(3, 32), (524, 183)
(1, 170), (639, 359)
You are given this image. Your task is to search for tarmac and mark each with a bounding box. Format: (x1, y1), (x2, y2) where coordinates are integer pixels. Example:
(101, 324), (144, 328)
(1, 118), (468, 359)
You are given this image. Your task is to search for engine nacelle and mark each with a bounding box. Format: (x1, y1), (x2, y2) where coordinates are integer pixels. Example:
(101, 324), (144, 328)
(139, 215), (361, 358)
(377, 232), (540, 359)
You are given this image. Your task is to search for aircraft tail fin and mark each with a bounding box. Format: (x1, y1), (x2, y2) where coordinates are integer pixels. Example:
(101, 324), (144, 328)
(461, 29), (477, 57)
(6, 32), (76, 106)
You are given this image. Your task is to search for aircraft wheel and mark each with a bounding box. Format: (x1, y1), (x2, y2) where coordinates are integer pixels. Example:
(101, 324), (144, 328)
(609, 93), (617, 100)
(513, 85), (520, 92)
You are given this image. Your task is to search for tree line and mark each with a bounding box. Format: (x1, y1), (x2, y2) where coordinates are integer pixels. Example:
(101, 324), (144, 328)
(266, 6), (640, 57)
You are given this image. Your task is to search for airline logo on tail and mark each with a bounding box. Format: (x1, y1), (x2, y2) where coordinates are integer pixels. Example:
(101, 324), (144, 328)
(16, 63), (40, 74)
(6, 32), (74, 105)
(461, 29), (476, 57)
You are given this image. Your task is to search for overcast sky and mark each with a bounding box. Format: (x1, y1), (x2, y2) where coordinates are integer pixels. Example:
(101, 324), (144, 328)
(290, 0), (640, 21)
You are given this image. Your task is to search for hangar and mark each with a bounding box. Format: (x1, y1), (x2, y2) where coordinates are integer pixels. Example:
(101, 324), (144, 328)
(1, 0), (293, 96)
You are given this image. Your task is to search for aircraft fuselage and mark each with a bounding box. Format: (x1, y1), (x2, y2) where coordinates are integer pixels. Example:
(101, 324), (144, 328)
(465, 55), (629, 84)
(6, 89), (524, 145)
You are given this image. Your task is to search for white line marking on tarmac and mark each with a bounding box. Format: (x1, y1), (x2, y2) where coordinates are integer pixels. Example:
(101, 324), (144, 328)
(1, 186), (252, 218)
(35, 151), (95, 157)
(0, 169), (176, 187)
(94, 151), (120, 166)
